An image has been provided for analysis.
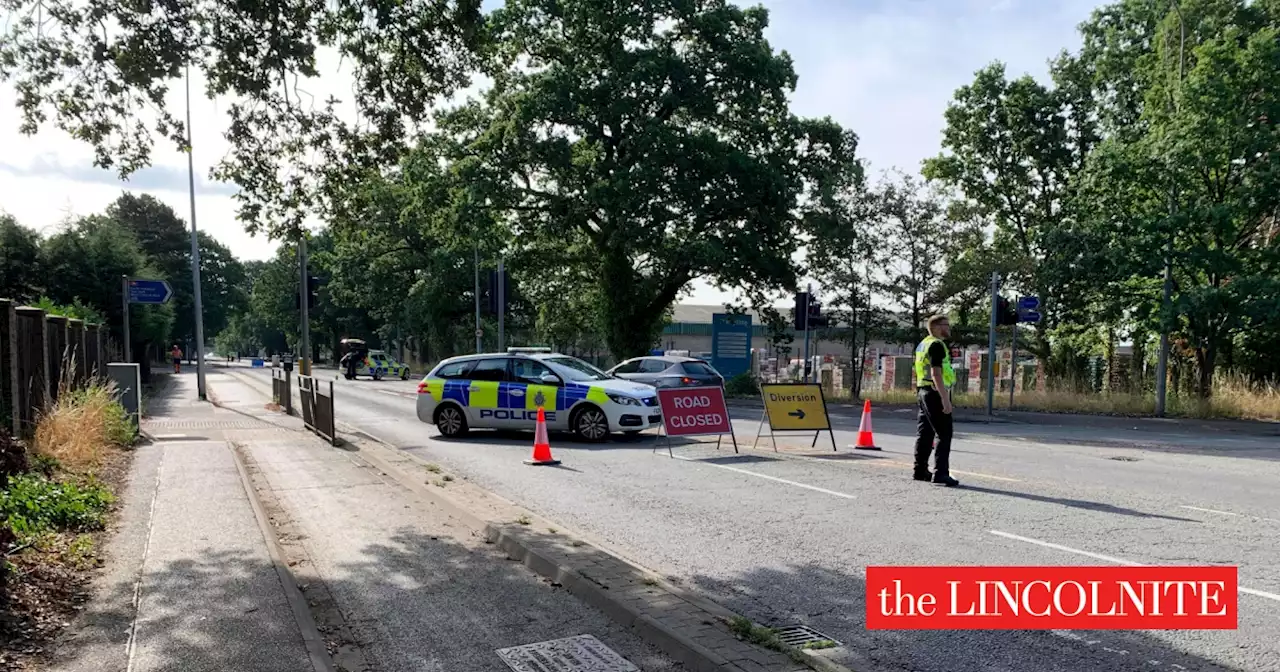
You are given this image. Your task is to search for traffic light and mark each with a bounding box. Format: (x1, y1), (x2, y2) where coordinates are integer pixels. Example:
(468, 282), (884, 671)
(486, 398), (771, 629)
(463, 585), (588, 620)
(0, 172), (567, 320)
(296, 275), (321, 310)
(793, 292), (810, 331)
(995, 295), (1018, 326)
(807, 297), (830, 329)
(485, 270), (512, 314)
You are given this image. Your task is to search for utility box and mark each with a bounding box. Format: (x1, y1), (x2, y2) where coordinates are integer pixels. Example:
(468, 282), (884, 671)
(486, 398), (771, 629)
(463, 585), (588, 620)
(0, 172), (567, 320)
(108, 363), (142, 428)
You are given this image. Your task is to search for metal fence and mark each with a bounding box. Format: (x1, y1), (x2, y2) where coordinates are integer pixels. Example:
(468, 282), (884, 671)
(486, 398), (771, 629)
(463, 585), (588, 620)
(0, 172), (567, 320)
(271, 368), (292, 415)
(297, 374), (337, 445)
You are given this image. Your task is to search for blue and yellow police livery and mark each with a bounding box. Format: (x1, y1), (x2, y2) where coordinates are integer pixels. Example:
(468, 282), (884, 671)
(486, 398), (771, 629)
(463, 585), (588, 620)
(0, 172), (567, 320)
(416, 348), (662, 442)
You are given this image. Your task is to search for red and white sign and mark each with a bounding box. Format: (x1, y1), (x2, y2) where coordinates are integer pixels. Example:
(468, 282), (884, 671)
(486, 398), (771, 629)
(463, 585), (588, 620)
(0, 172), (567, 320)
(866, 566), (1237, 630)
(657, 386), (732, 437)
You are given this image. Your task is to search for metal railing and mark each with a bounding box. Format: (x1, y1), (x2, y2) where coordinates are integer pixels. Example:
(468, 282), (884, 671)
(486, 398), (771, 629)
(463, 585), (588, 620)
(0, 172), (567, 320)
(271, 368), (292, 415)
(297, 374), (336, 446)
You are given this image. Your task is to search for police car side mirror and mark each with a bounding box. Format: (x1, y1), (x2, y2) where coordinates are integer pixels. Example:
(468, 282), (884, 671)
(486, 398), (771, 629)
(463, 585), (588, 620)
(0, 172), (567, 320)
(539, 373), (560, 386)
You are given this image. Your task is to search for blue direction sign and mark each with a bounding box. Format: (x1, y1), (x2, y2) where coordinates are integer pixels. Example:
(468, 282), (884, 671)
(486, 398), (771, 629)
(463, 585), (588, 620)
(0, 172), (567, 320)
(128, 279), (173, 304)
(1018, 296), (1040, 311)
(1018, 310), (1042, 323)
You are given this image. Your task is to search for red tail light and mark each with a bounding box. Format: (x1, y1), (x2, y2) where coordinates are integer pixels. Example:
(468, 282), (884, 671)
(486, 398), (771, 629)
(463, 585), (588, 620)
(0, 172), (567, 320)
(681, 377), (695, 385)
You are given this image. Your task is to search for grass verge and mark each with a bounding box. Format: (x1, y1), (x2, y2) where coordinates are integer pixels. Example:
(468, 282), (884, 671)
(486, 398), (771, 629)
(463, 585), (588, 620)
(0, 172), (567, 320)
(2, 378), (137, 671)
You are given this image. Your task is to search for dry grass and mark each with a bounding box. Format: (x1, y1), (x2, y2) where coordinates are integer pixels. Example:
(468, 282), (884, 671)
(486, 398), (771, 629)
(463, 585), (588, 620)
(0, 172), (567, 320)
(856, 374), (1280, 422)
(32, 380), (135, 474)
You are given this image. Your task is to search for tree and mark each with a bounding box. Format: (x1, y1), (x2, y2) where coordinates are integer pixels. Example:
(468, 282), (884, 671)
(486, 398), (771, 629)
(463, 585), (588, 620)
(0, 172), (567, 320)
(40, 215), (173, 349)
(870, 170), (954, 336)
(0, 214), (43, 302)
(1067, 0), (1280, 396)
(105, 194), (248, 347)
(441, 0), (860, 358)
(923, 61), (1097, 380)
(0, 0), (486, 238)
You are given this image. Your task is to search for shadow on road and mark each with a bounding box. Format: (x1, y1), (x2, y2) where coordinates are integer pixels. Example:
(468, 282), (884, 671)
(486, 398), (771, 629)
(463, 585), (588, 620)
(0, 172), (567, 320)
(958, 485), (1200, 523)
(688, 561), (1252, 672)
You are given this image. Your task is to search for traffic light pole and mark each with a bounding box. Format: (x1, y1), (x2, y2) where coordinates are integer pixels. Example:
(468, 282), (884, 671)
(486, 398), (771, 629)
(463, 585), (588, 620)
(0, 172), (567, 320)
(1009, 296), (1019, 409)
(986, 272), (999, 418)
(497, 258), (505, 351)
(298, 233), (311, 375)
(474, 245), (482, 353)
(802, 283), (812, 384)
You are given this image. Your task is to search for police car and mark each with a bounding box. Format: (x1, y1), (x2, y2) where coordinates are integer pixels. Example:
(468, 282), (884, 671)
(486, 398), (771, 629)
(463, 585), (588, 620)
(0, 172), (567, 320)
(416, 348), (662, 442)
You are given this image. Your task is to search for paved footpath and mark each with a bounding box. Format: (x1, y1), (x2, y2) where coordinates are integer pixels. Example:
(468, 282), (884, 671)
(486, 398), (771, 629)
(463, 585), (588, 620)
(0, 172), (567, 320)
(55, 369), (772, 672)
(48, 371), (321, 672)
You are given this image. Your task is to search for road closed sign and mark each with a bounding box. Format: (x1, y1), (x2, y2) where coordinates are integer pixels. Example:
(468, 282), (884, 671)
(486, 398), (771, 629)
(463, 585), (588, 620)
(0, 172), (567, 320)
(760, 383), (831, 431)
(657, 386), (733, 436)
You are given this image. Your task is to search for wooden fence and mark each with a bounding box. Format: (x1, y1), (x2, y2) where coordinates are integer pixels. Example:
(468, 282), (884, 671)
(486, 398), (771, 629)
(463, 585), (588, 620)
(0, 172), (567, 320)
(0, 299), (120, 439)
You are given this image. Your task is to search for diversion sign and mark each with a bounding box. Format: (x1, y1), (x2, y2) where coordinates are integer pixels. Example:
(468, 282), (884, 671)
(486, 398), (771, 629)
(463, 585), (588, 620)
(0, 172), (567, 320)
(754, 383), (837, 451)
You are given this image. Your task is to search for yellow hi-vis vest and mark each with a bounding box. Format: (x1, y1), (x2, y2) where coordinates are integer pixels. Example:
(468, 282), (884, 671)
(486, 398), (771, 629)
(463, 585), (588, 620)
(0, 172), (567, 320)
(915, 335), (956, 389)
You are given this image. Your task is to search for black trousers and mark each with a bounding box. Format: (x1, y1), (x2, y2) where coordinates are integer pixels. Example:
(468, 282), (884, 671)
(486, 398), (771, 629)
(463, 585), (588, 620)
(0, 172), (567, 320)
(914, 387), (953, 476)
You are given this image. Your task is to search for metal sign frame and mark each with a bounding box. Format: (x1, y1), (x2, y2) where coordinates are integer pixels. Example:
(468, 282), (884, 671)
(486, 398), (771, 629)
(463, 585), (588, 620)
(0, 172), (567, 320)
(753, 382), (837, 452)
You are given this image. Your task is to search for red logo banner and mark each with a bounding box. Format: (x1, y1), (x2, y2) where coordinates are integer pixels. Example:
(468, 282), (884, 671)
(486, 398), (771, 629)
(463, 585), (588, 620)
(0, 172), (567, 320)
(866, 566), (1238, 630)
(657, 386), (733, 437)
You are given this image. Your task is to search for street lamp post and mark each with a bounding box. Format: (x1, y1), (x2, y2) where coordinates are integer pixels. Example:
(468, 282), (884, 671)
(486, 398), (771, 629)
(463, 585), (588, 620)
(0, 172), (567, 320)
(184, 64), (208, 400)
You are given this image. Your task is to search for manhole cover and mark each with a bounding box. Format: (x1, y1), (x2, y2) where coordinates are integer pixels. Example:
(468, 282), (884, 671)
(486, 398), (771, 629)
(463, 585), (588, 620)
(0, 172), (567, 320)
(773, 624), (842, 649)
(1106, 456), (1141, 462)
(495, 634), (639, 672)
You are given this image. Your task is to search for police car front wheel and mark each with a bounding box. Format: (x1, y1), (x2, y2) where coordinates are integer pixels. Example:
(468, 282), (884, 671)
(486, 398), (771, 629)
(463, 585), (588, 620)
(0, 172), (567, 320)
(573, 407), (610, 443)
(435, 405), (469, 437)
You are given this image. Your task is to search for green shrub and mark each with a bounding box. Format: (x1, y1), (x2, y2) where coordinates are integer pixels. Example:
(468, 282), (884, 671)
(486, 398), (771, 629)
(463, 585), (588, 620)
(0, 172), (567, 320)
(0, 473), (114, 539)
(724, 372), (760, 397)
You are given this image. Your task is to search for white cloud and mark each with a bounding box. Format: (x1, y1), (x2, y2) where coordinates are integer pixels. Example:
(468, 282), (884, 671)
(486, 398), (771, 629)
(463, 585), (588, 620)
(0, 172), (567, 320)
(0, 0), (1104, 301)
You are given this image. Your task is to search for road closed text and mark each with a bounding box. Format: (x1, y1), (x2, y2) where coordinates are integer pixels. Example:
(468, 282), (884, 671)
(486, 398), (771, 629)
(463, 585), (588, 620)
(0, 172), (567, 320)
(657, 386), (733, 436)
(865, 566), (1237, 630)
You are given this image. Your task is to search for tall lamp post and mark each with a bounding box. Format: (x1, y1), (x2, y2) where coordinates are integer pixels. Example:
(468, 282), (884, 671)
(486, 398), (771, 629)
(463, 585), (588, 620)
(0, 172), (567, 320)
(184, 63), (208, 400)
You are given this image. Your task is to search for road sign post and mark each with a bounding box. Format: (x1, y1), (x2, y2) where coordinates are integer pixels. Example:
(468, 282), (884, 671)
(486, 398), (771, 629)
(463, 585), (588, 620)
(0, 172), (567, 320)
(122, 278), (174, 363)
(754, 383), (836, 452)
(986, 273), (999, 417)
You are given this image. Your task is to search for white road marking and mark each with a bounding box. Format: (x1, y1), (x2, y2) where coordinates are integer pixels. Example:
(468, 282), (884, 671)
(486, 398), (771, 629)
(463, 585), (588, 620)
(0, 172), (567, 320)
(990, 530), (1280, 603)
(1180, 505), (1241, 517)
(376, 389), (415, 399)
(1180, 505), (1280, 524)
(671, 455), (856, 500)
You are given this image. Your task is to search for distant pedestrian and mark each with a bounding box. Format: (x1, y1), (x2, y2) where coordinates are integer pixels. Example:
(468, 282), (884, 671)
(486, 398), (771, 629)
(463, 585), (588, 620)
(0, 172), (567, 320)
(171, 344), (184, 374)
(913, 315), (959, 487)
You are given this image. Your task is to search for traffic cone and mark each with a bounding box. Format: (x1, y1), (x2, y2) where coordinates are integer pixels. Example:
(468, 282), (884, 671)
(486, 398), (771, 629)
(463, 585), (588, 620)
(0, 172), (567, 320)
(853, 399), (881, 450)
(524, 407), (561, 466)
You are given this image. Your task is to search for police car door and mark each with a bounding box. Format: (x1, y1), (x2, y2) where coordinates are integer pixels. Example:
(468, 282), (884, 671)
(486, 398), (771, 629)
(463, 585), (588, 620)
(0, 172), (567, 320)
(509, 358), (563, 429)
(463, 357), (514, 429)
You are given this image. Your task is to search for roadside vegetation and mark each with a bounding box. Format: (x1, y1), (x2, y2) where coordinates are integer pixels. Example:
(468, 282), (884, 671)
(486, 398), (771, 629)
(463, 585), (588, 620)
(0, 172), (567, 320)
(1, 378), (136, 670)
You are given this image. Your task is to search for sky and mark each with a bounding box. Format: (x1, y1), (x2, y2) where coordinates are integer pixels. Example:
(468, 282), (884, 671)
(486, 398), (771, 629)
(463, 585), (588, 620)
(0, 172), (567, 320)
(0, 0), (1102, 308)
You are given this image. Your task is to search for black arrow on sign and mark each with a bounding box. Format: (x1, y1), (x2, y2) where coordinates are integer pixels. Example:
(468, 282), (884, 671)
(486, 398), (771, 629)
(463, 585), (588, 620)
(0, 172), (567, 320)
(788, 409), (806, 420)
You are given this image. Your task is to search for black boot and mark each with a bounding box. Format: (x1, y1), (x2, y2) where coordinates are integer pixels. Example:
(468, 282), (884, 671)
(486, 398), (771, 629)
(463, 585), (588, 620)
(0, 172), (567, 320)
(913, 469), (932, 482)
(932, 473), (960, 487)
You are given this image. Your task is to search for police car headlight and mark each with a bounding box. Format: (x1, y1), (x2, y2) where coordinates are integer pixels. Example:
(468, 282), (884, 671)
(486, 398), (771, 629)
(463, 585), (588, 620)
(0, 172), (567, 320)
(607, 394), (641, 406)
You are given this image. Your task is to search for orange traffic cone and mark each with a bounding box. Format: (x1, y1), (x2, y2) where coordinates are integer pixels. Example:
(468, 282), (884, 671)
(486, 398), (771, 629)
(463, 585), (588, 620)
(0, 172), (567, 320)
(853, 399), (881, 450)
(525, 407), (561, 466)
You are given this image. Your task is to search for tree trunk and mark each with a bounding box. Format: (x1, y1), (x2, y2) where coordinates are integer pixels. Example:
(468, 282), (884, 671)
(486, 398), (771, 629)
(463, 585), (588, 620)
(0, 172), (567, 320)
(1195, 343), (1217, 399)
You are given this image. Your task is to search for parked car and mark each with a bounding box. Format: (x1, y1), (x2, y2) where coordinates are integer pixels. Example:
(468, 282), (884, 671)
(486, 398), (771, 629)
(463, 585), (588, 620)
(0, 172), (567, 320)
(606, 356), (725, 388)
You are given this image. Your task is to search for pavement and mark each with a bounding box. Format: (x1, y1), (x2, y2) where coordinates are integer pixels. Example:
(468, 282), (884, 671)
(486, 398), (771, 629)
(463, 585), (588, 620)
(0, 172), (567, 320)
(51, 368), (695, 672)
(225, 362), (1280, 672)
(47, 371), (319, 672)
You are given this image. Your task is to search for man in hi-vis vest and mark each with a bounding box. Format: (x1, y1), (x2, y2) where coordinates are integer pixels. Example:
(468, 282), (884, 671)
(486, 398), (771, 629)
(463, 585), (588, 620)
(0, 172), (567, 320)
(913, 314), (959, 487)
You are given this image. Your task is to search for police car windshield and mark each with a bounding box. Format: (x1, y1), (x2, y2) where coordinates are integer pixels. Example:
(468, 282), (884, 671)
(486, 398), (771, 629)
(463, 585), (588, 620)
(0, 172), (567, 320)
(544, 356), (610, 382)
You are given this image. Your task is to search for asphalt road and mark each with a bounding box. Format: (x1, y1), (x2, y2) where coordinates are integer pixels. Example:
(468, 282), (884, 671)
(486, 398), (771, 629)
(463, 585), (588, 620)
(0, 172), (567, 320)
(237, 365), (1280, 672)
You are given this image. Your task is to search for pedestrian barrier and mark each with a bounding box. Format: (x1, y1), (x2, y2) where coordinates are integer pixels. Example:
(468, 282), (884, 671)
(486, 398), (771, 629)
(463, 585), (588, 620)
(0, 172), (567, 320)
(297, 374), (337, 446)
(271, 368), (292, 415)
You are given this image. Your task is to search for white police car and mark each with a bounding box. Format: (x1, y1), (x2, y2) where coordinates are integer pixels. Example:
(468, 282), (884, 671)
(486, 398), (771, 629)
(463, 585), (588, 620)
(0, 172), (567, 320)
(416, 348), (662, 441)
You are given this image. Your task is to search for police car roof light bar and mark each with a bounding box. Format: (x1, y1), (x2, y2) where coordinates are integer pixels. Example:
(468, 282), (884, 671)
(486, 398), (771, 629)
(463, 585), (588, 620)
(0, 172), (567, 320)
(507, 347), (553, 353)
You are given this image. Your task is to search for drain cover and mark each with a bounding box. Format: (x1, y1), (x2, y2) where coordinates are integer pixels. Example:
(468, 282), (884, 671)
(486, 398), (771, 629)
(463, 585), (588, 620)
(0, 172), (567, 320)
(1106, 456), (1141, 462)
(495, 634), (640, 672)
(773, 624), (842, 649)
